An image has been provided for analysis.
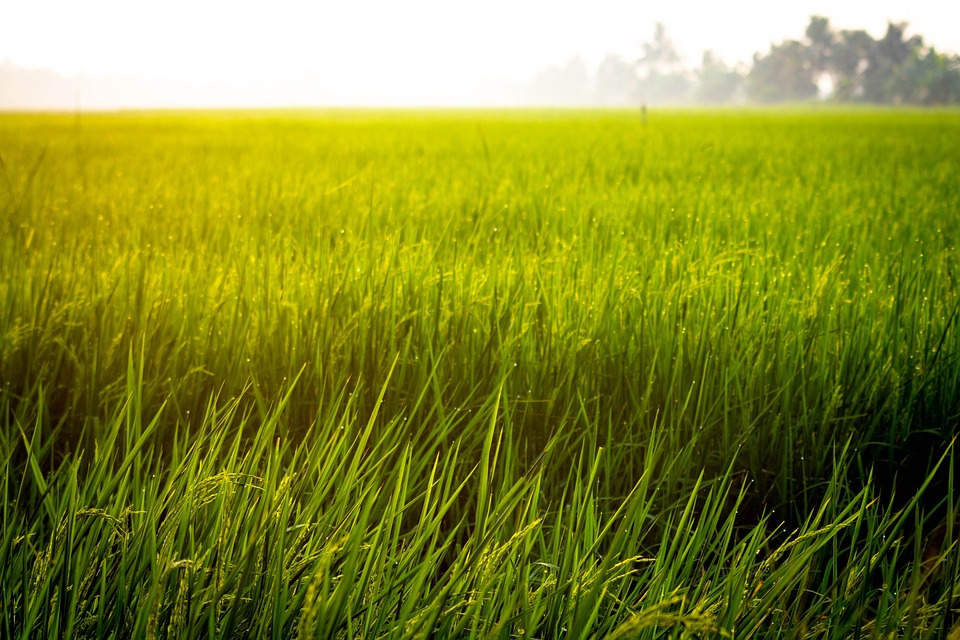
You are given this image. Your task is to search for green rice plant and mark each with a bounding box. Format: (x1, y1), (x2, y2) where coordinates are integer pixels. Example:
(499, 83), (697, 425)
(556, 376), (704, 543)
(1, 108), (958, 637)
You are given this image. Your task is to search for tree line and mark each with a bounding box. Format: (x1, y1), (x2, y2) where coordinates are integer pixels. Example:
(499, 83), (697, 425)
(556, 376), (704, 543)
(530, 16), (960, 106)
(2, 15), (958, 109)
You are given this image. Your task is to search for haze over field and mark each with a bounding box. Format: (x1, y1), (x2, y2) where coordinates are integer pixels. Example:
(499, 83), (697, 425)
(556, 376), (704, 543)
(2, 0), (959, 108)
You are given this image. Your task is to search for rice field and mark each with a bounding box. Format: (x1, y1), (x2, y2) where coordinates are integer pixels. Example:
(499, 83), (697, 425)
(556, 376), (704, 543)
(1, 108), (959, 638)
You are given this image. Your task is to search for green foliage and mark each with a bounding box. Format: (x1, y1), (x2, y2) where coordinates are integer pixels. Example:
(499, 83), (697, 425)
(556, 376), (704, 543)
(746, 40), (819, 103)
(695, 52), (742, 105)
(749, 16), (960, 105)
(1, 109), (959, 637)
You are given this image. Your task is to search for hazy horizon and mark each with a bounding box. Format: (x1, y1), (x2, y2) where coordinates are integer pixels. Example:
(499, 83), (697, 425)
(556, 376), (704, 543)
(2, 0), (959, 108)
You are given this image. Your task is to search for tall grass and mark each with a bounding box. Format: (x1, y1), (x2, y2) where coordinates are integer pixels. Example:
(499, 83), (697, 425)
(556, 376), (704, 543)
(1, 109), (959, 637)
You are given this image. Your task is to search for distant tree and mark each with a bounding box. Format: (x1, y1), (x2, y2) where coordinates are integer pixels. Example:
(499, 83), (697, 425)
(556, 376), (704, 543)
(635, 23), (691, 104)
(797, 17), (960, 105)
(804, 16), (835, 90)
(862, 22), (924, 103)
(529, 15), (960, 108)
(695, 51), (742, 104)
(638, 23), (682, 73)
(742, 16), (960, 106)
(746, 39), (818, 103)
(830, 29), (874, 101)
(910, 48), (960, 105)
(804, 17), (833, 68)
(527, 57), (591, 105)
(596, 54), (638, 105)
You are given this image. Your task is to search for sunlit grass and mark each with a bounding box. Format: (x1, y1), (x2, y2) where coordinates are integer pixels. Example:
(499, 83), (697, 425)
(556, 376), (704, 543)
(1, 109), (959, 637)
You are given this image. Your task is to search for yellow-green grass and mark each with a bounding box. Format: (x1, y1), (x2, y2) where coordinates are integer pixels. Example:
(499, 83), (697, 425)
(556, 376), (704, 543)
(1, 109), (958, 638)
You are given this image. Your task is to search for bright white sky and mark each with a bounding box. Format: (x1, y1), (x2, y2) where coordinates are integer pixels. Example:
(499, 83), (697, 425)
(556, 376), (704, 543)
(1, 0), (958, 106)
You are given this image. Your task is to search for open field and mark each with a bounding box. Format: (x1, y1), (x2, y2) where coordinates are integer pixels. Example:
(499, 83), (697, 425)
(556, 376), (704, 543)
(1, 109), (959, 638)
